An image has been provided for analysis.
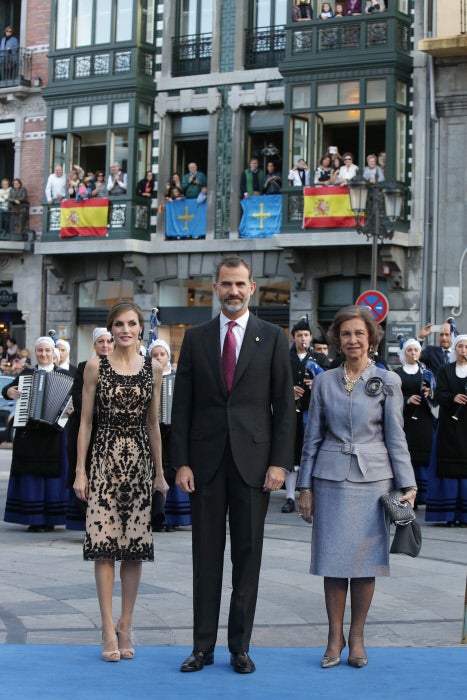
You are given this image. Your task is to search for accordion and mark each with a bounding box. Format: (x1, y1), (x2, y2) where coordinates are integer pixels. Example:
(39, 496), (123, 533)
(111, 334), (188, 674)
(158, 373), (175, 425)
(13, 370), (74, 430)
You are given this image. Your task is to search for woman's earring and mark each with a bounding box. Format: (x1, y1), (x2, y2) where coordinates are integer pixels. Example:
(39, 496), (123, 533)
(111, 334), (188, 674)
(369, 345), (374, 356)
(138, 332), (143, 340)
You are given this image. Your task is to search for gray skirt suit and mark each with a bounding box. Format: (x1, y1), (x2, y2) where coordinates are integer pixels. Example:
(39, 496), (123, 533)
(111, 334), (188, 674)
(297, 365), (415, 577)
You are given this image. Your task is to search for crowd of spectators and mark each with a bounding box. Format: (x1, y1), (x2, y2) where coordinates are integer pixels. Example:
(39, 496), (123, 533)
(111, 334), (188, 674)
(291, 1), (387, 19)
(0, 337), (31, 376)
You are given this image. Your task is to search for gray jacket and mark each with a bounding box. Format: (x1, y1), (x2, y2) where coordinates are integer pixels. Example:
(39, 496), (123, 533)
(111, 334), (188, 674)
(297, 365), (415, 487)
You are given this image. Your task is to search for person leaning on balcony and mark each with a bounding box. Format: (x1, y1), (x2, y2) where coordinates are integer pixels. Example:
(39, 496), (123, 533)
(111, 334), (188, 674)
(292, 0), (313, 21)
(8, 178), (28, 235)
(365, 1), (386, 13)
(181, 162), (207, 199)
(137, 170), (155, 198)
(334, 153), (359, 185)
(288, 158), (310, 187)
(92, 170), (107, 197)
(345, 0), (362, 14)
(314, 155), (334, 186)
(45, 164), (67, 205)
(0, 178), (13, 234)
(240, 158), (264, 199)
(0, 26), (19, 79)
(363, 154), (384, 184)
(334, 3), (345, 18)
(262, 162), (282, 195)
(107, 162), (127, 196)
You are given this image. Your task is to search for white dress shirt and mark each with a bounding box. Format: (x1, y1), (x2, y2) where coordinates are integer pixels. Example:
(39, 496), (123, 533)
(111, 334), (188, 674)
(45, 172), (67, 201)
(220, 310), (249, 361)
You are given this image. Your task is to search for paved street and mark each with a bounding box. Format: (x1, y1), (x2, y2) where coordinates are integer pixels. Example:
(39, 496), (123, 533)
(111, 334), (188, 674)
(0, 445), (465, 649)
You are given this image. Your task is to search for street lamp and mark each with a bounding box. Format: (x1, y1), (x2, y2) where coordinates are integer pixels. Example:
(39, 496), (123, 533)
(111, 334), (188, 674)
(348, 177), (405, 290)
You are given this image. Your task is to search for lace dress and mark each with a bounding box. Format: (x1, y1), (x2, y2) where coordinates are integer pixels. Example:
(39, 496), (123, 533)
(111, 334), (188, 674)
(83, 356), (155, 561)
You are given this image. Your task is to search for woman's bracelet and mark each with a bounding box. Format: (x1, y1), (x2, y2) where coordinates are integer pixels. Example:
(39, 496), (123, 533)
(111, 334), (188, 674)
(401, 486), (418, 494)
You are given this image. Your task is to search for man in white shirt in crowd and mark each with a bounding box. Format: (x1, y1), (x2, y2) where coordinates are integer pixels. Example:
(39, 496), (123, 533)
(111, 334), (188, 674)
(107, 162), (127, 196)
(45, 165), (66, 204)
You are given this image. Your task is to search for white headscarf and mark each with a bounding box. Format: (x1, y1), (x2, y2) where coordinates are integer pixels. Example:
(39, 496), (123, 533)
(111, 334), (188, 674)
(398, 338), (421, 365)
(148, 338), (171, 372)
(53, 347), (61, 363)
(93, 327), (111, 344)
(450, 334), (467, 363)
(35, 336), (55, 349)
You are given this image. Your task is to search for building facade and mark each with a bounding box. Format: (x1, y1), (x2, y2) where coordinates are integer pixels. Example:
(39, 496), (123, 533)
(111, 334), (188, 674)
(4, 0), (466, 360)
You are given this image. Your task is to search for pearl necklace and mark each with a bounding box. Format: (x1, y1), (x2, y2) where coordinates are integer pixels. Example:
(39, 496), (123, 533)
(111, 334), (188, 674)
(342, 360), (373, 394)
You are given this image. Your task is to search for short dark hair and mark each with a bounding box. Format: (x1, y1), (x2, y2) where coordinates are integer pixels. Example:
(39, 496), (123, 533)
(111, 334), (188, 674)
(214, 256), (252, 282)
(328, 305), (383, 353)
(106, 301), (144, 335)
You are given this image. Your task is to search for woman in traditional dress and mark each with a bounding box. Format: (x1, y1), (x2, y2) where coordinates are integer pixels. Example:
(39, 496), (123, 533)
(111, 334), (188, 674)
(425, 334), (467, 527)
(149, 338), (191, 532)
(3, 336), (73, 532)
(393, 338), (435, 504)
(298, 305), (416, 669)
(66, 327), (114, 531)
(74, 302), (168, 662)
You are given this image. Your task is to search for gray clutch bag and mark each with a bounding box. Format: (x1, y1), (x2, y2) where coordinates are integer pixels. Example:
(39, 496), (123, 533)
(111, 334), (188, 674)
(380, 489), (415, 525)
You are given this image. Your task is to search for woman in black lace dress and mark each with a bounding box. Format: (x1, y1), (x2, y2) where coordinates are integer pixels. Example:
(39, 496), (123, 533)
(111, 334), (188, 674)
(74, 301), (168, 662)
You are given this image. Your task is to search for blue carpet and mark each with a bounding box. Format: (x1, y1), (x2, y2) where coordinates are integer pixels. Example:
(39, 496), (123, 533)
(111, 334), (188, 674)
(0, 646), (465, 700)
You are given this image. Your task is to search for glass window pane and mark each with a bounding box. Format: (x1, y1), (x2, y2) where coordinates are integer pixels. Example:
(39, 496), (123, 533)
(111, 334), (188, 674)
(56, 0), (72, 49)
(397, 0), (409, 14)
(73, 106), (91, 127)
(96, 0), (112, 44)
(142, 0), (155, 43)
(255, 0), (270, 27)
(116, 0), (133, 42)
(317, 83), (338, 107)
(137, 132), (151, 180)
(113, 102), (130, 124)
(396, 80), (408, 105)
(76, 0), (93, 46)
(339, 82), (359, 105)
(396, 111), (407, 181)
(138, 103), (151, 125)
(111, 129), (129, 172)
(367, 79), (386, 103)
(291, 117), (308, 166)
(200, 0), (213, 34)
(52, 137), (67, 168)
(292, 85), (311, 110)
(53, 108), (68, 130)
(274, 0), (287, 25)
(91, 105), (108, 125)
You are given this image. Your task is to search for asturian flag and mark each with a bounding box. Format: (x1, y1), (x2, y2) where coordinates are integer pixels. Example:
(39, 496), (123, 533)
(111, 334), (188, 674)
(239, 195), (282, 238)
(165, 199), (206, 239)
(59, 198), (109, 238)
(303, 186), (358, 228)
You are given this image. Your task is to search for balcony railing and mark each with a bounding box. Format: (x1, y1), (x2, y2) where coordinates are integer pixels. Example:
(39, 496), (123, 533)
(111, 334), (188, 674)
(0, 48), (33, 88)
(0, 205), (30, 241)
(289, 15), (410, 58)
(172, 33), (212, 77)
(42, 197), (152, 242)
(245, 26), (286, 69)
(51, 47), (154, 82)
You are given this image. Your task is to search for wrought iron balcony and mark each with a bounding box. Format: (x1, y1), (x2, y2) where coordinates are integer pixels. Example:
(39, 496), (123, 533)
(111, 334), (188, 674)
(0, 205), (30, 241)
(245, 25), (286, 69)
(0, 48), (33, 88)
(172, 33), (212, 77)
(50, 47), (154, 83)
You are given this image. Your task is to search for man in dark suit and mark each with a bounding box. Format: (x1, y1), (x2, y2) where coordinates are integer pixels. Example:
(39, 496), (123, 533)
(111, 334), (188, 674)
(172, 256), (295, 674)
(418, 322), (452, 377)
(282, 319), (329, 514)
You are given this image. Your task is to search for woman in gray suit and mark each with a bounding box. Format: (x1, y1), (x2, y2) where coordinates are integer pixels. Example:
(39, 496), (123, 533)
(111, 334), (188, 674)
(297, 305), (417, 669)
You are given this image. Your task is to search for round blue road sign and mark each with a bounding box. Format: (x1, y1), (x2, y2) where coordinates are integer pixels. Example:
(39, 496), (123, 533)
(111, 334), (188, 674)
(356, 290), (389, 323)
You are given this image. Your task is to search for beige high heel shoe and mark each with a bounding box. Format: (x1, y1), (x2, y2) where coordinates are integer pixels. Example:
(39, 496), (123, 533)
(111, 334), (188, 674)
(102, 635), (120, 662)
(116, 623), (135, 659)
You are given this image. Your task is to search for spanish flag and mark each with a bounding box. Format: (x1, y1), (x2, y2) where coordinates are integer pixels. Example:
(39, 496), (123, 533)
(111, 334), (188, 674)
(303, 186), (358, 229)
(59, 198), (109, 238)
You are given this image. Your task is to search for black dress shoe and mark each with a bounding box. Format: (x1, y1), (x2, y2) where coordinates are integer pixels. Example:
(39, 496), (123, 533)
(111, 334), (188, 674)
(281, 498), (295, 513)
(180, 650), (214, 672)
(230, 652), (256, 674)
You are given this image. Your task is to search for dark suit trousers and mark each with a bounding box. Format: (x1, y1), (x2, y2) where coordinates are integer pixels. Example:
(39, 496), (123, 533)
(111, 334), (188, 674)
(189, 440), (270, 653)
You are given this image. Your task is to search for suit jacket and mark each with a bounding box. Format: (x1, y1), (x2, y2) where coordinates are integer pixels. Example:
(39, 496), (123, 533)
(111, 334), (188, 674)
(171, 314), (296, 488)
(297, 365), (415, 487)
(419, 344), (448, 377)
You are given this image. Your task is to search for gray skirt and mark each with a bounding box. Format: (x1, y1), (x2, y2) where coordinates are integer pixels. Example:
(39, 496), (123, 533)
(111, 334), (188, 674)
(310, 477), (393, 578)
